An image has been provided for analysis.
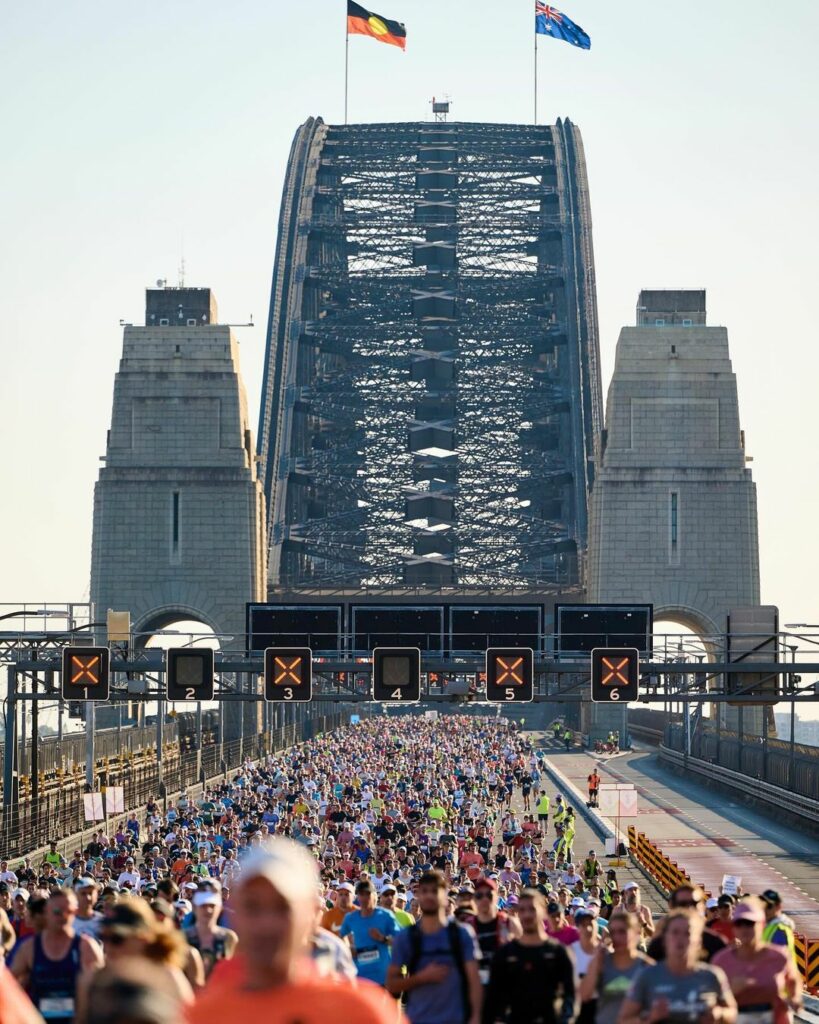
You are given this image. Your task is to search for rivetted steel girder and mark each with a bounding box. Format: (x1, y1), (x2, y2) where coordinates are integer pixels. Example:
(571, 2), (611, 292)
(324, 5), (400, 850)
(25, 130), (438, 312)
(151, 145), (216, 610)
(259, 118), (603, 590)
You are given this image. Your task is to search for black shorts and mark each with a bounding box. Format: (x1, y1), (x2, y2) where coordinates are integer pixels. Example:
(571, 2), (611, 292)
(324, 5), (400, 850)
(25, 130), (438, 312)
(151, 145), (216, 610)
(538, 814), (549, 822)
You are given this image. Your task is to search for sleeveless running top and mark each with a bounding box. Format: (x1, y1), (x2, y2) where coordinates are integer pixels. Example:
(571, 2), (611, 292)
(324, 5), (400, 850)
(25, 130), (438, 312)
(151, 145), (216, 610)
(30, 934), (82, 1022)
(184, 925), (229, 978)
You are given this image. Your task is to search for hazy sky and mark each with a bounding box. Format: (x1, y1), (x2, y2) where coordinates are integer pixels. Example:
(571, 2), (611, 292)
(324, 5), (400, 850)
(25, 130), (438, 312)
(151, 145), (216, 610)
(2, 1), (819, 710)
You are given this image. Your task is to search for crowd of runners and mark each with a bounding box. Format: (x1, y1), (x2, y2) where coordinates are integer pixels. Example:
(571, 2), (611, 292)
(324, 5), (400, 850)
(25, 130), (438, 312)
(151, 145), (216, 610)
(0, 714), (807, 1024)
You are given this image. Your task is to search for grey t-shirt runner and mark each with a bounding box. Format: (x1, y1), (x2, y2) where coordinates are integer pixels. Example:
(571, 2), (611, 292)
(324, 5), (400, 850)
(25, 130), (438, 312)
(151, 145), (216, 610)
(627, 961), (733, 1024)
(596, 952), (651, 1024)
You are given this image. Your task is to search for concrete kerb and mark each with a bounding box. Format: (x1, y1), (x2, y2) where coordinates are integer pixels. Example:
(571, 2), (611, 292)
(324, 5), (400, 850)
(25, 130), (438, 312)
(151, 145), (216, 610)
(539, 755), (668, 903)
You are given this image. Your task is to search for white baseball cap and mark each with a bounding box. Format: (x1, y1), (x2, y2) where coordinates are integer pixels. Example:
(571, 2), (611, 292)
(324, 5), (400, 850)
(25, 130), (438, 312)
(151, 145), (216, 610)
(193, 891), (221, 907)
(706, 897), (719, 909)
(237, 838), (319, 907)
(623, 881), (639, 892)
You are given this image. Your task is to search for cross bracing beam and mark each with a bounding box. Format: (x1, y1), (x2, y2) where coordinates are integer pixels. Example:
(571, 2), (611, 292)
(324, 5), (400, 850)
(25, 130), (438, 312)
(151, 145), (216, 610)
(259, 118), (602, 588)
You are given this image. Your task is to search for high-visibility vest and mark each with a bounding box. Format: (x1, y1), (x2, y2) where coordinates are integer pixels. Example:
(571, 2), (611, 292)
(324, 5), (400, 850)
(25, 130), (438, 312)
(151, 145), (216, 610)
(536, 795), (550, 815)
(762, 918), (795, 958)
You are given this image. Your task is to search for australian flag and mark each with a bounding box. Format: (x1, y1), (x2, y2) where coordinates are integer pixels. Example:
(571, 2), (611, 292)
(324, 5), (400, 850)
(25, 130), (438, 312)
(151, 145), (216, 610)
(535, 2), (591, 50)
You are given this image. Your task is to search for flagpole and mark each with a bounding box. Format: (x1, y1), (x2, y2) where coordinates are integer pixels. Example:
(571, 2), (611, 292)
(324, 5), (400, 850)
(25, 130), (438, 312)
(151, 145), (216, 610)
(344, 12), (350, 125)
(534, 27), (538, 125)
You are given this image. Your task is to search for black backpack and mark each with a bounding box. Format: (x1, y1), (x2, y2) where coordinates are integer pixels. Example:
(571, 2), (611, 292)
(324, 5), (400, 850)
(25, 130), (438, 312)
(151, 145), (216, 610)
(406, 921), (471, 1023)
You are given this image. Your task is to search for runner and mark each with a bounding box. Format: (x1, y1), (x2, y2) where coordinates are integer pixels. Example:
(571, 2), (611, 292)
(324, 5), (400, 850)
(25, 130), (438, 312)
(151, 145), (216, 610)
(182, 886), (237, 980)
(186, 840), (397, 1024)
(579, 911), (653, 1024)
(619, 910), (737, 1024)
(387, 870), (482, 1024)
(712, 897), (802, 1024)
(647, 885), (727, 964)
(469, 877), (521, 988)
(339, 879), (397, 986)
(11, 889), (103, 1023)
(484, 889), (576, 1024)
(622, 881), (655, 943)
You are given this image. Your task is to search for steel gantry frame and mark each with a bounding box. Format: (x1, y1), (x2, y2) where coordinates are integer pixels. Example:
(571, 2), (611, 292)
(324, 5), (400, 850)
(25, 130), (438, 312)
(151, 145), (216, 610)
(258, 119), (603, 590)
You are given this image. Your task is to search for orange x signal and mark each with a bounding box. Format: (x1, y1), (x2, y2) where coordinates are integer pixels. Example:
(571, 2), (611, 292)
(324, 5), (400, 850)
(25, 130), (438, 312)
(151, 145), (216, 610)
(274, 656), (302, 686)
(71, 655), (100, 685)
(496, 656), (524, 686)
(601, 656), (629, 687)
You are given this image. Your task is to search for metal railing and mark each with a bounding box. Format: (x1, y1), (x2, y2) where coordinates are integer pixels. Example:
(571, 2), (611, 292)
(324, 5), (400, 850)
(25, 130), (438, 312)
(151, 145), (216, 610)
(0, 713), (348, 861)
(660, 734), (819, 822)
(664, 722), (819, 803)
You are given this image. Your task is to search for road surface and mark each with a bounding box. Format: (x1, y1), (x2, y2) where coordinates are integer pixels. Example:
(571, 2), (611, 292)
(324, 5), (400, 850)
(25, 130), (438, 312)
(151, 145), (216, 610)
(539, 738), (819, 935)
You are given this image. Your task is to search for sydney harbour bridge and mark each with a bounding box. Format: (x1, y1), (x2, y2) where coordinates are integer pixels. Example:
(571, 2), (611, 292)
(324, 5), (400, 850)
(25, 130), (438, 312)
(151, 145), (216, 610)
(257, 117), (603, 590)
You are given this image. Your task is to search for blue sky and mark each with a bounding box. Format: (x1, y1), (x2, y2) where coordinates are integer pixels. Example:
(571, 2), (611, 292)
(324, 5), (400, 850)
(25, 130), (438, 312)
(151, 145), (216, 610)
(2, 1), (819, 710)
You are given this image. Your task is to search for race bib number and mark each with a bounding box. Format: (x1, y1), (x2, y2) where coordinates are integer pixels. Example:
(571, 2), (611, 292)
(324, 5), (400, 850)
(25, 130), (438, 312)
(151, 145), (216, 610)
(357, 949), (379, 965)
(39, 997), (75, 1019)
(737, 1012), (773, 1024)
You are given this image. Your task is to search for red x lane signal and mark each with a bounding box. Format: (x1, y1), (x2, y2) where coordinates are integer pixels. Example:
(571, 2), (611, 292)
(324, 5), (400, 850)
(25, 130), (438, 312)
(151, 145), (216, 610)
(274, 656), (302, 686)
(601, 656), (630, 687)
(264, 648), (312, 703)
(61, 646), (110, 702)
(72, 654), (100, 685)
(591, 648), (639, 703)
(496, 656), (524, 686)
(486, 648), (534, 703)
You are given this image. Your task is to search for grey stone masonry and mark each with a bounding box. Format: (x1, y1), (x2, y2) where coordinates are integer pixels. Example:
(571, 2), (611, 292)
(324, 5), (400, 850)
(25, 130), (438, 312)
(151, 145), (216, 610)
(90, 298), (266, 662)
(587, 314), (760, 639)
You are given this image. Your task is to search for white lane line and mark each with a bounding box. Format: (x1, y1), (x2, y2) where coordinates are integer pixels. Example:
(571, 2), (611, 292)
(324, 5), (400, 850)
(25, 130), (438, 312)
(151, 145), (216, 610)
(622, 754), (819, 857)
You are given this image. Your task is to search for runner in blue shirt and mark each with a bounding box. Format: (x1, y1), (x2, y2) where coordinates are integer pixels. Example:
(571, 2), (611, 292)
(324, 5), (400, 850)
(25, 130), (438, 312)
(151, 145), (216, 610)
(339, 880), (397, 986)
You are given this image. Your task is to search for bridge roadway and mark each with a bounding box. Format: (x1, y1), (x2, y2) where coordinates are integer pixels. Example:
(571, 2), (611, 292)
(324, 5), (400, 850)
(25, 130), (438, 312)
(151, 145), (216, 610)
(533, 736), (819, 936)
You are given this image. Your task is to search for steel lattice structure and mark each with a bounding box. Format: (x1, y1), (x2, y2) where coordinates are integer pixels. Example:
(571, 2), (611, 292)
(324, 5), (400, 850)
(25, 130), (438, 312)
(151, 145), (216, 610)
(258, 118), (603, 589)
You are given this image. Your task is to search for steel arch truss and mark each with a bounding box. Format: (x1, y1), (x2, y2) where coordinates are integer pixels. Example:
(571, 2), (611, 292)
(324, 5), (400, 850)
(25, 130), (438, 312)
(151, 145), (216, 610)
(259, 119), (603, 590)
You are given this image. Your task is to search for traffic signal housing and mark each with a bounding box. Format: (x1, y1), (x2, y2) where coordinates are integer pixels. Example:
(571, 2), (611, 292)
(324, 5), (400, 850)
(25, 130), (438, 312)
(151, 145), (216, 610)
(61, 646), (110, 702)
(591, 648), (640, 703)
(166, 648), (214, 702)
(485, 648), (534, 703)
(264, 648), (312, 702)
(372, 648), (421, 702)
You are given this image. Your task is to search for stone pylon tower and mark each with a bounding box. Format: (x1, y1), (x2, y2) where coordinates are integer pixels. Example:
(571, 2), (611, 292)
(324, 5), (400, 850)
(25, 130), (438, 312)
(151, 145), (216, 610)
(587, 290), (760, 635)
(90, 286), (266, 661)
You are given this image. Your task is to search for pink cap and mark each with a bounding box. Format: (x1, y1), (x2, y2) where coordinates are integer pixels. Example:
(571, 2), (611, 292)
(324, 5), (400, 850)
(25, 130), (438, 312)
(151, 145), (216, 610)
(733, 901), (765, 923)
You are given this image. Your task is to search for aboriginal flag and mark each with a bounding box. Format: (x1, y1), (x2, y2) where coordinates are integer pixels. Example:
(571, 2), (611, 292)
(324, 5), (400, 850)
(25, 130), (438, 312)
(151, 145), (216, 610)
(347, 1), (406, 49)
